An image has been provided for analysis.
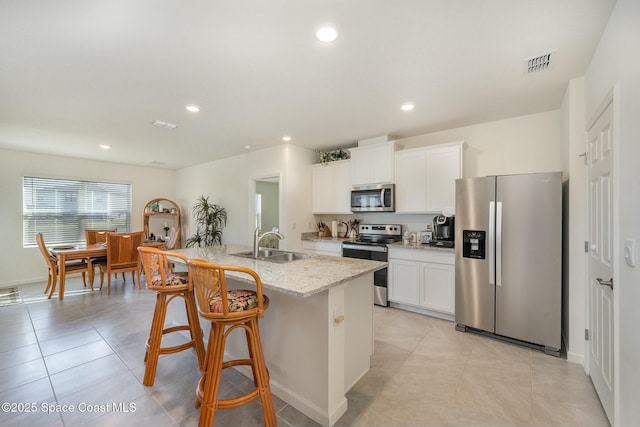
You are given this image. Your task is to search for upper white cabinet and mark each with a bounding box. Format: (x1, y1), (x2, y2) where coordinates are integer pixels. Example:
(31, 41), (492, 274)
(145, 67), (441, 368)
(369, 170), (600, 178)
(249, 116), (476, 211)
(312, 160), (352, 214)
(349, 141), (395, 185)
(395, 141), (465, 213)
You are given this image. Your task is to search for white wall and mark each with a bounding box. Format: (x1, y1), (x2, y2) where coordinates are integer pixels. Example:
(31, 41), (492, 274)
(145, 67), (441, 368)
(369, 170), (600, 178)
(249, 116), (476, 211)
(584, 0), (640, 424)
(0, 148), (177, 286)
(561, 77), (588, 365)
(398, 110), (565, 178)
(176, 143), (316, 252)
(315, 111), (565, 236)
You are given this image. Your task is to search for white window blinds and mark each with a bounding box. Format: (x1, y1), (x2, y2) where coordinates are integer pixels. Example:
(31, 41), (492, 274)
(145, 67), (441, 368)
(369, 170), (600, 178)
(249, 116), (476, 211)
(23, 176), (131, 247)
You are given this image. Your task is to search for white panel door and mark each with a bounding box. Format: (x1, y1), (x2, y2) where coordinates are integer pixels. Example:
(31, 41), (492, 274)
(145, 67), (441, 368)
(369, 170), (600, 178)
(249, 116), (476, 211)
(388, 260), (420, 306)
(587, 100), (614, 425)
(420, 262), (455, 314)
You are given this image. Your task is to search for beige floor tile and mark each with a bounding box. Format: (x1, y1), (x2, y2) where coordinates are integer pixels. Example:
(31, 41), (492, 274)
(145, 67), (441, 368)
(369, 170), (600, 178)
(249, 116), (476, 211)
(2, 278), (610, 427)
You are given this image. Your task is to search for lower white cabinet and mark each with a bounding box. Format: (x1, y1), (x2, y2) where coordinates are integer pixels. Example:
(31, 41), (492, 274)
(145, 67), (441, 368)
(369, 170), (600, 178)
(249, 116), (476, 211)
(301, 240), (342, 257)
(388, 247), (455, 316)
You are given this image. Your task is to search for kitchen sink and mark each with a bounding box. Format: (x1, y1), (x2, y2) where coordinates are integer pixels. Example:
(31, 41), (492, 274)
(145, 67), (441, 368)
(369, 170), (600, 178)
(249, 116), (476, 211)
(262, 252), (311, 263)
(230, 249), (310, 263)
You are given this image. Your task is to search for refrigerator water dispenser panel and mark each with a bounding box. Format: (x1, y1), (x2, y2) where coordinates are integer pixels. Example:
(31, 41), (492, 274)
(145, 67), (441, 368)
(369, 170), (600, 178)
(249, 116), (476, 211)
(463, 230), (486, 259)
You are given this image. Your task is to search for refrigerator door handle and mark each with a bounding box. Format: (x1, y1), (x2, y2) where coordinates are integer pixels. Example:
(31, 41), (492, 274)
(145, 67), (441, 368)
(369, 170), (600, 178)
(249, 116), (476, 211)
(489, 201), (495, 285)
(496, 201), (503, 286)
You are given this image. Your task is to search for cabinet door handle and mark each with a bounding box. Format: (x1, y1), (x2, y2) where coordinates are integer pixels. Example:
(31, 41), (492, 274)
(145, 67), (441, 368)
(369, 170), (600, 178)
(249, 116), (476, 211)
(596, 277), (613, 290)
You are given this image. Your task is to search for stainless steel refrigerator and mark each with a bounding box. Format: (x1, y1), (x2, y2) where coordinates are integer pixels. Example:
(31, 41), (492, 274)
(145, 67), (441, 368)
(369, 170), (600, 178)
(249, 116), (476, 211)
(454, 172), (562, 355)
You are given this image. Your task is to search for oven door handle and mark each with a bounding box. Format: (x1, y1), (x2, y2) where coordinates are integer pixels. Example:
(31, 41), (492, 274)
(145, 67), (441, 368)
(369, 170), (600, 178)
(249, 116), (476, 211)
(342, 243), (388, 253)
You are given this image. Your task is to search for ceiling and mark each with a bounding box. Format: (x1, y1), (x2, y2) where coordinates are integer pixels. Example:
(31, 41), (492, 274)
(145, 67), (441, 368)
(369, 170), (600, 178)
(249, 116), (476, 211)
(0, 0), (616, 170)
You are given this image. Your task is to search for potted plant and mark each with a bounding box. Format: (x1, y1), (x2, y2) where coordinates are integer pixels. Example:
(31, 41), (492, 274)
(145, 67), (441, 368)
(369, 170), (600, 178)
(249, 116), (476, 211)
(184, 195), (227, 247)
(316, 148), (350, 165)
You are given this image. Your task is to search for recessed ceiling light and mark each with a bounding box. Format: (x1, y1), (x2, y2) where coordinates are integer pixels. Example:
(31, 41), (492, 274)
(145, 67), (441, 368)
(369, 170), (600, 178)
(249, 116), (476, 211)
(401, 102), (415, 112)
(244, 145), (251, 150)
(186, 104), (200, 113)
(282, 136), (292, 142)
(99, 144), (111, 150)
(315, 26), (338, 43)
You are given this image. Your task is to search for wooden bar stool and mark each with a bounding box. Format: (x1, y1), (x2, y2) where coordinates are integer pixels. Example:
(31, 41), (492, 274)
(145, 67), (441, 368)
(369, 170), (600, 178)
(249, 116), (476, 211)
(187, 258), (277, 427)
(138, 247), (206, 387)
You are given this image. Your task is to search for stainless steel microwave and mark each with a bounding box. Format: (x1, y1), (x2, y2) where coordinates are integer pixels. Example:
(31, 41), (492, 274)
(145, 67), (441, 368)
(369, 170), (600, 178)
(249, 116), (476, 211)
(351, 184), (395, 212)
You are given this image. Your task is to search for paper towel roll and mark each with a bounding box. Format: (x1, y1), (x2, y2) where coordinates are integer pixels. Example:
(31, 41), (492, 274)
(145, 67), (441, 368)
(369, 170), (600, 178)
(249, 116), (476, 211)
(331, 220), (338, 237)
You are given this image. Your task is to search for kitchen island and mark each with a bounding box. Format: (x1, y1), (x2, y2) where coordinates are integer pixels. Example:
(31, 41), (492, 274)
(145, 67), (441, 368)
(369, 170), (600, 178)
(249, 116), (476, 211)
(172, 245), (386, 427)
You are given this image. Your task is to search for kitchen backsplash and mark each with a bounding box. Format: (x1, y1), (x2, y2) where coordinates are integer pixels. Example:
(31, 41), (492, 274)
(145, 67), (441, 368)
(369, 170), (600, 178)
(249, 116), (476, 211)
(312, 212), (438, 235)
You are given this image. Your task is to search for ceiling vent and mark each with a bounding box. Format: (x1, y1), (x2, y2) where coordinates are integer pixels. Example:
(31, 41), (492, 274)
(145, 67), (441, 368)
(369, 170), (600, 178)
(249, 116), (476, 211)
(525, 51), (555, 74)
(152, 120), (178, 130)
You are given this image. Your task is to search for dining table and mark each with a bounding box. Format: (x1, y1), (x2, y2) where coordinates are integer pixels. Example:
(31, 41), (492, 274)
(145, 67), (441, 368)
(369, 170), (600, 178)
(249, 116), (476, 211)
(49, 240), (166, 300)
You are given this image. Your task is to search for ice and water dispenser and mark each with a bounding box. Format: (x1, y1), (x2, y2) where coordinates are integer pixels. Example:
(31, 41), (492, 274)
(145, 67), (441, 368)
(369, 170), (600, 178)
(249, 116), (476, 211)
(462, 230), (486, 259)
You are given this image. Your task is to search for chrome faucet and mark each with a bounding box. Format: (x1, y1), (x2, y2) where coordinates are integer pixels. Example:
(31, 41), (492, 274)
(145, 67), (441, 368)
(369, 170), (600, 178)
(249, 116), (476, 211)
(253, 227), (285, 258)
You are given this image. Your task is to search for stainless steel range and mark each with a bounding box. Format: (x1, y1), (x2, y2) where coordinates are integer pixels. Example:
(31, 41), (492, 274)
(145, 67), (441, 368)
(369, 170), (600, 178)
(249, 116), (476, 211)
(341, 224), (402, 306)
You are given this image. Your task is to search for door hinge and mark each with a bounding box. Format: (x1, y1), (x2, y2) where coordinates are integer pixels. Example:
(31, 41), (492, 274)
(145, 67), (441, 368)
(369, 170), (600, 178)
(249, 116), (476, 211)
(585, 329), (590, 341)
(584, 241), (589, 253)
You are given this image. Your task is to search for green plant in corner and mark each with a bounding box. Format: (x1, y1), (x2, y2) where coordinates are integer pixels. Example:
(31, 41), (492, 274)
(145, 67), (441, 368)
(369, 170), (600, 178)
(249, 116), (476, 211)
(184, 195), (227, 247)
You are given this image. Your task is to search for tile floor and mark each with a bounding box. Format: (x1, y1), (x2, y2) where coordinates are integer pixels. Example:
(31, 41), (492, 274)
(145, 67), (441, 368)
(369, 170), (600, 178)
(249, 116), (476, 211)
(0, 277), (609, 427)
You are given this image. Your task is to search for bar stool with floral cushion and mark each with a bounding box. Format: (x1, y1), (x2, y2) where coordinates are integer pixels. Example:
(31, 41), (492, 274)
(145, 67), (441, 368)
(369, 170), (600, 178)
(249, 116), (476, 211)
(138, 246), (205, 386)
(187, 258), (277, 427)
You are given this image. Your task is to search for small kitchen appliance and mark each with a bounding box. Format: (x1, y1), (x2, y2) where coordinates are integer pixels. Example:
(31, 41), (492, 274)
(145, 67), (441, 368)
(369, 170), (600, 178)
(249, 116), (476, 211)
(431, 215), (455, 247)
(341, 224), (402, 306)
(419, 230), (433, 244)
(350, 184), (395, 212)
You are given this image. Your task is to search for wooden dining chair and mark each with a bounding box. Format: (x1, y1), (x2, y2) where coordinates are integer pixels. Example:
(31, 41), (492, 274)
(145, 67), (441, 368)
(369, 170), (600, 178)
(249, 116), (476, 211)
(36, 233), (91, 298)
(85, 228), (117, 245)
(84, 229), (117, 286)
(98, 231), (145, 295)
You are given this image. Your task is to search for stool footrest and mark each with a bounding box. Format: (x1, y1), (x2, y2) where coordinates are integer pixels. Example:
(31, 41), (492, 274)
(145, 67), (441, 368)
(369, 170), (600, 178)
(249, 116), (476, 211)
(145, 324), (199, 356)
(197, 372), (260, 410)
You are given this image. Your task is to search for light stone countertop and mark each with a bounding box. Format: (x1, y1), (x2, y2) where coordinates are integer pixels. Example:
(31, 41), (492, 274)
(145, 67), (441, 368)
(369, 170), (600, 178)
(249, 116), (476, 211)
(388, 241), (455, 253)
(172, 244), (386, 298)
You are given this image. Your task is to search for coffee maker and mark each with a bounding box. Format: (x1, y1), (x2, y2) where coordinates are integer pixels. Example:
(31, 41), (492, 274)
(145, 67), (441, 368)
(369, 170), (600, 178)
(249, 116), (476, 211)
(431, 215), (455, 247)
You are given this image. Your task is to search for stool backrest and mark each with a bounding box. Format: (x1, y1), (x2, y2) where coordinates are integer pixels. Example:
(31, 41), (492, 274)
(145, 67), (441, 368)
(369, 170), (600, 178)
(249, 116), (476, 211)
(138, 246), (190, 291)
(187, 259), (266, 320)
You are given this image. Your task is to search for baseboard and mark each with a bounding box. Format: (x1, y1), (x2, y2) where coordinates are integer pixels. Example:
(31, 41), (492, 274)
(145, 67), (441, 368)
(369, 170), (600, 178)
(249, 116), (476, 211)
(566, 350), (585, 366)
(1, 276), (49, 288)
(389, 302), (455, 322)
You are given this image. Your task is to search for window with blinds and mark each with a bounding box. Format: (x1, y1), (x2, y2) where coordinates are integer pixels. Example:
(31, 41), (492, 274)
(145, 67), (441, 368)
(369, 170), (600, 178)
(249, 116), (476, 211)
(23, 177), (131, 247)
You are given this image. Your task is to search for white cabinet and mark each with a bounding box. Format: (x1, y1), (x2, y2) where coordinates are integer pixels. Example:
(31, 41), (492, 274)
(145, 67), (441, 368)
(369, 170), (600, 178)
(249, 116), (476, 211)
(301, 240), (342, 257)
(388, 259), (420, 305)
(388, 247), (455, 317)
(349, 141), (395, 185)
(312, 160), (351, 214)
(395, 141), (465, 213)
